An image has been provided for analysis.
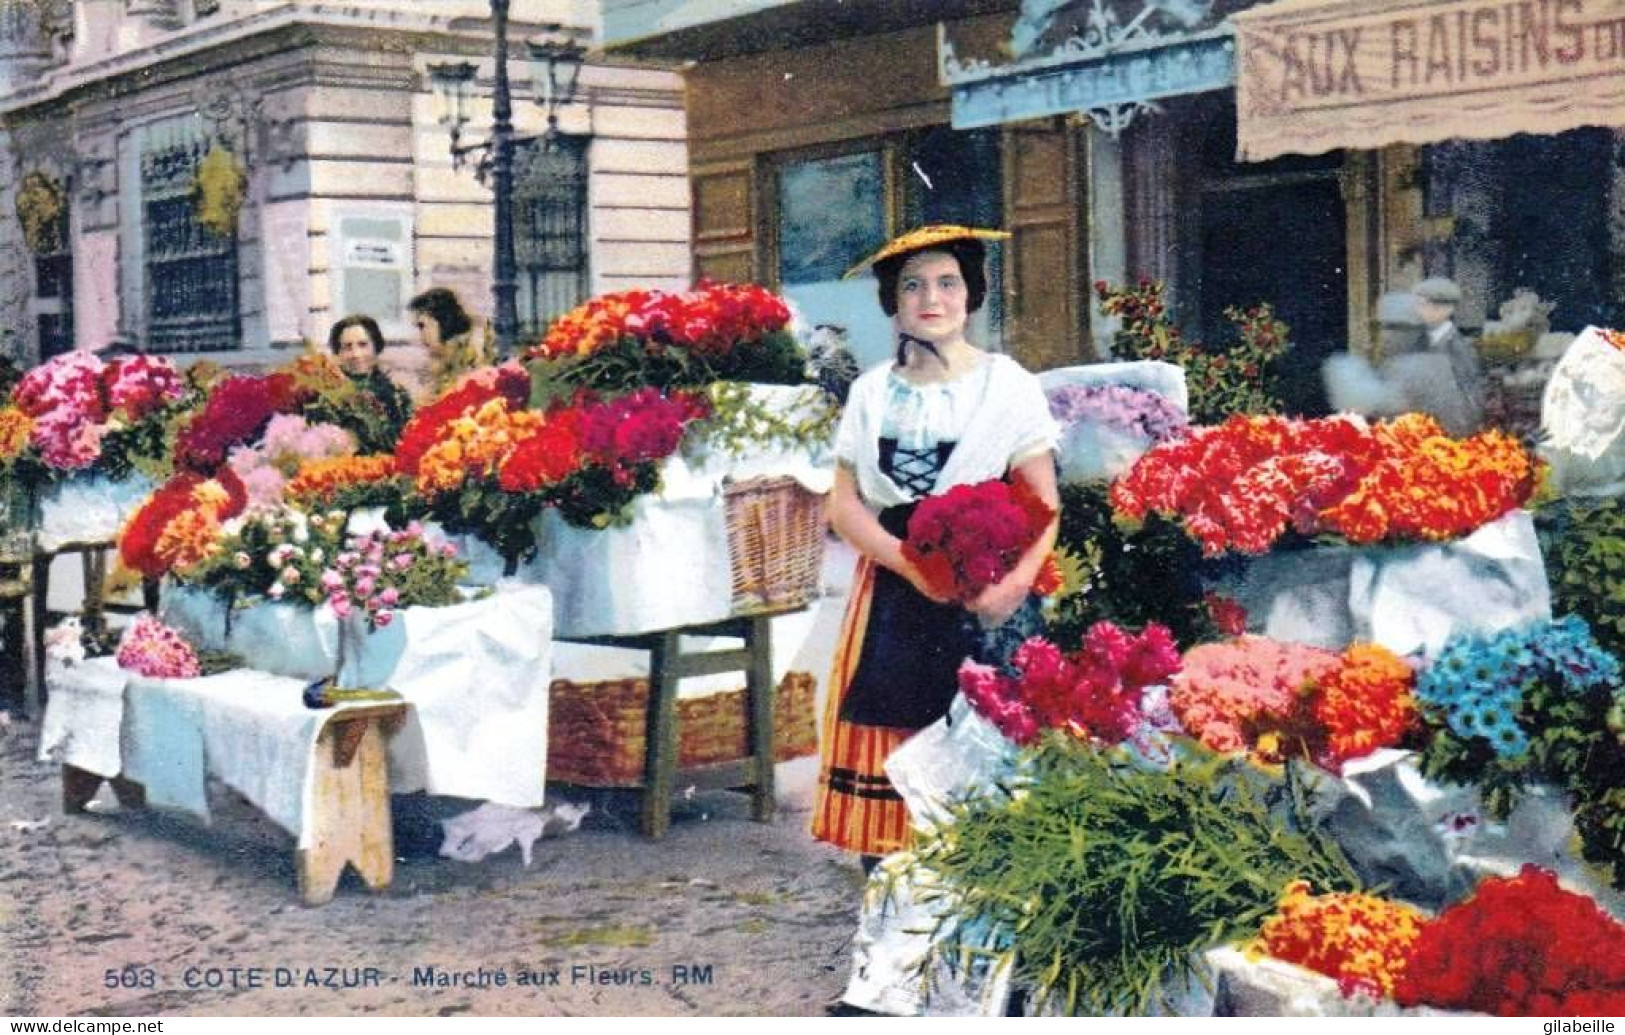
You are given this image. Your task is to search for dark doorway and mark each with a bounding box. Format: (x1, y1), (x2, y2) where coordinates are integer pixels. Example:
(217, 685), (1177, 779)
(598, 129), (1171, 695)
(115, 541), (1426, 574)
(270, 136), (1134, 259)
(1496, 128), (1615, 332)
(1181, 93), (1348, 417)
(1198, 176), (1347, 416)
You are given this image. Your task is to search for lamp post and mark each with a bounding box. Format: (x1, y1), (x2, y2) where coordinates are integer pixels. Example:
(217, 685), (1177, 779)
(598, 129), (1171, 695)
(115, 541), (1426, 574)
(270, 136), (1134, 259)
(428, 8), (584, 358)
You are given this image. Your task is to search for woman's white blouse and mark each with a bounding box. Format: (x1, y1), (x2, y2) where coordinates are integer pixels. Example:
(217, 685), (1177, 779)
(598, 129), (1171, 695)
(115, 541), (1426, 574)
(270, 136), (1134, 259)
(878, 357), (996, 450)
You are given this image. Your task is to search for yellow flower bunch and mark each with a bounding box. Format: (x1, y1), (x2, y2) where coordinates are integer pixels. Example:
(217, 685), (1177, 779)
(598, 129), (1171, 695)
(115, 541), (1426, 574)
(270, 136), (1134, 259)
(1250, 880), (1426, 998)
(414, 398), (544, 494)
(0, 406), (34, 463)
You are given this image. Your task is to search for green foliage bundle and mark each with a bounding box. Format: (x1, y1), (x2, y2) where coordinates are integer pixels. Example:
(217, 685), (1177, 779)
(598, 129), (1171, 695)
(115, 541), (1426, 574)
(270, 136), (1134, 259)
(689, 381), (839, 459)
(1096, 280), (1293, 425)
(1048, 483), (1219, 649)
(911, 737), (1360, 1015)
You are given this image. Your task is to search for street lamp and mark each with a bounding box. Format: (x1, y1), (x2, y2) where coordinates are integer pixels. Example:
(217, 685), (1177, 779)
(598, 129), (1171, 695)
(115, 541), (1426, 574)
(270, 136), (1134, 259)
(427, 6), (584, 358)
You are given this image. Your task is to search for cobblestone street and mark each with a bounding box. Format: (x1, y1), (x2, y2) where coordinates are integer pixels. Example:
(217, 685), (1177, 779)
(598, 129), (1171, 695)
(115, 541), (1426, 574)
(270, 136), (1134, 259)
(0, 713), (861, 1017)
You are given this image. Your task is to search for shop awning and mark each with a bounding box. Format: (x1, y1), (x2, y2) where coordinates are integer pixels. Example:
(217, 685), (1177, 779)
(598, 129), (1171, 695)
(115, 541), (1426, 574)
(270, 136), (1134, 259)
(1234, 0), (1625, 161)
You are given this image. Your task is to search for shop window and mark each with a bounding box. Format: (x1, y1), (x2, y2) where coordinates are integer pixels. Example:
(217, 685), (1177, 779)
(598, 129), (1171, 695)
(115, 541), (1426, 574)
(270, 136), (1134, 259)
(514, 133), (589, 339)
(773, 127), (1004, 368)
(141, 123), (240, 353)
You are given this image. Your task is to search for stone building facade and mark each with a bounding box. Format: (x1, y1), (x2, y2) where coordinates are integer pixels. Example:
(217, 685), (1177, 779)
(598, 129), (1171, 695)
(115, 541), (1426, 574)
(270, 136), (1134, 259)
(0, 0), (691, 372)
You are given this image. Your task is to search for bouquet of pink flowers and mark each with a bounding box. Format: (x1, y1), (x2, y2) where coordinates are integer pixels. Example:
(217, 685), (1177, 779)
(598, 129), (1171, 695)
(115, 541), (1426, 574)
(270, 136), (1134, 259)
(1170, 636), (1417, 769)
(10, 351), (189, 475)
(903, 479), (1056, 604)
(116, 613), (202, 679)
(318, 524), (467, 631)
(957, 622), (1181, 746)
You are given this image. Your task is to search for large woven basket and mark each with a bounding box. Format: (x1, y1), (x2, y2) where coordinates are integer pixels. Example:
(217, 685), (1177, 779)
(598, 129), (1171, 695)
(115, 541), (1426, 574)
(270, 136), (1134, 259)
(547, 671), (819, 788)
(723, 475), (827, 615)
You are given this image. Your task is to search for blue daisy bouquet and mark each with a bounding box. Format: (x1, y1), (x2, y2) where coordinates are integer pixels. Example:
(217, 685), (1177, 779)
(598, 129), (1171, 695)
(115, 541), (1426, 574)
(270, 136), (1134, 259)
(1415, 614), (1625, 888)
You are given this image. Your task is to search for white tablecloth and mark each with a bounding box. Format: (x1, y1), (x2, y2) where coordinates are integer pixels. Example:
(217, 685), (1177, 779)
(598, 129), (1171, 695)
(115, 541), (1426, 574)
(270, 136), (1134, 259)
(35, 473), (154, 553)
(41, 661), (385, 847)
(41, 585), (555, 833)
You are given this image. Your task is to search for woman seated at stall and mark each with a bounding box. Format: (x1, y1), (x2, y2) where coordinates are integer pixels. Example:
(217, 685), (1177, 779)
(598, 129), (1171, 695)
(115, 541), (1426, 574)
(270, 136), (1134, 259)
(409, 287), (493, 400)
(327, 314), (413, 449)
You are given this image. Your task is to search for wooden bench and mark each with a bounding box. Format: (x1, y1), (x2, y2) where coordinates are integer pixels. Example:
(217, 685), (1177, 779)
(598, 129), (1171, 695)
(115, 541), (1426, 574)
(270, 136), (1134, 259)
(57, 689), (405, 907)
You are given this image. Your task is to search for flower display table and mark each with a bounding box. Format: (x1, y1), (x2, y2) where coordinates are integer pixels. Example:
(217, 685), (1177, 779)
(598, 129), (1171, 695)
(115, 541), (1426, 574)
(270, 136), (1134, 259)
(552, 605), (806, 839)
(159, 583), (555, 807)
(40, 657), (405, 906)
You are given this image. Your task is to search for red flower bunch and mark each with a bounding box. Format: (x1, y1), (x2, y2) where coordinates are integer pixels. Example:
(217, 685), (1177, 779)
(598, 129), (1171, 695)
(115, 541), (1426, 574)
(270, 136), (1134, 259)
(1394, 866), (1625, 1015)
(395, 365), (531, 477)
(623, 280), (792, 357)
(1172, 637), (1415, 770)
(1112, 413), (1536, 556)
(957, 622), (1181, 746)
(903, 479), (1056, 603)
(118, 467), (248, 578)
(174, 373), (302, 473)
(578, 387), (710, 467)
(497, 408), (584, 493)
(528, 281), (791, 362)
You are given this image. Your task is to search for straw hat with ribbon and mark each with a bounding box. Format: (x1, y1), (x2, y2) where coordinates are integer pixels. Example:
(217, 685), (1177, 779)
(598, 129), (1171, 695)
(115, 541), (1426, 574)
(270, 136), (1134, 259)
(842, 224), (1010, 280)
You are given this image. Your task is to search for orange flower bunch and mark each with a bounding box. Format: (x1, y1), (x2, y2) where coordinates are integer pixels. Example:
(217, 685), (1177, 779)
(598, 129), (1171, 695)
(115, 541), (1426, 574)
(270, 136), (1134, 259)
(1252, 880), (1427, 998)
(530, 290), (650, 360)
(286, 454), (397, 504)
(1321, 414), (1534, 544)
(414, 397), (546, 495)
(120, 468), (249, 578)
(0, 405), (33, 463)
(283, 351), (350, 395)
(1311, 643), (1417, 767)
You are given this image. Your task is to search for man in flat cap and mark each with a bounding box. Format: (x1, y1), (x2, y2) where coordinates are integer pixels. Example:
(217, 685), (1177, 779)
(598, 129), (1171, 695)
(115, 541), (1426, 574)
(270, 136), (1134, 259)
(1411, 276), (1484, 436)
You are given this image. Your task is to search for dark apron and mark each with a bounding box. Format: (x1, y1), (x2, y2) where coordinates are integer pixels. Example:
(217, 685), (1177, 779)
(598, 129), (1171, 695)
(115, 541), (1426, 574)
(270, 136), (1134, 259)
(837, 501), (983, 729)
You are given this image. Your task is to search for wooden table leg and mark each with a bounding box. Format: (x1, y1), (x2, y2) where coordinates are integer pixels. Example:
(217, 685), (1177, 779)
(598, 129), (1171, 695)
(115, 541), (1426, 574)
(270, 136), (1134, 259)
(297, 708), (401, 906)
(31, 554), (49, 708)
(746, 616), (776, 823)
(640, 631), (683, 839)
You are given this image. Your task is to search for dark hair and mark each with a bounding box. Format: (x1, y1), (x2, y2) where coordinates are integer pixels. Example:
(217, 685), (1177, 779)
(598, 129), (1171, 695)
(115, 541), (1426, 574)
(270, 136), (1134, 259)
(873, 238), (988, 317)
(408, 287), (473, 340)
(327, 314), (386, 355)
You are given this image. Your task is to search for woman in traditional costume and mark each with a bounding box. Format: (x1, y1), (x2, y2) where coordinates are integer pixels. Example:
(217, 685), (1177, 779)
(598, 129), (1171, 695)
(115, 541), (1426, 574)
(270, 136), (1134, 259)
(810, 226), (1061, 870)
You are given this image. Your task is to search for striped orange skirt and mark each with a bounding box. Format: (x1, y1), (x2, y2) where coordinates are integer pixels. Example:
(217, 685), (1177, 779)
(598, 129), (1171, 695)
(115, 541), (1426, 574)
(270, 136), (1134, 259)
(810, 557), (916, 857)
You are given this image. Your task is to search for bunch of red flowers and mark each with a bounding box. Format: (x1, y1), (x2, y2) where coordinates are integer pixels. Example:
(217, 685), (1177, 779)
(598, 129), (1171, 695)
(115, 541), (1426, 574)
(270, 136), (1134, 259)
(494, 388), (709, 496)
(958, 622), (1181, 746)
(174, 373), (303, 473)
(528, 281), (791, 362)
(903, 479), (1055, 603)
(118, 467), (248, 578)
(1111, 413), (1536, 556)
(1393, 866), (1625, 1015)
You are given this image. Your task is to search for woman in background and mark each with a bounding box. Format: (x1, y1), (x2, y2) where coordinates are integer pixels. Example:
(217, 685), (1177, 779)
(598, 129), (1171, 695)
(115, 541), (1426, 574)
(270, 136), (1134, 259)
(409, 287), (493, 399)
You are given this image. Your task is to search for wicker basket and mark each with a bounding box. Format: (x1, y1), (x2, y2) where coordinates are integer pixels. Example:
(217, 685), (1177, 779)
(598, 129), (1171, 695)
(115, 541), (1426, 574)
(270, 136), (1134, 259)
(546, 671), (820, 787)
(723, 475), (827, 616)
